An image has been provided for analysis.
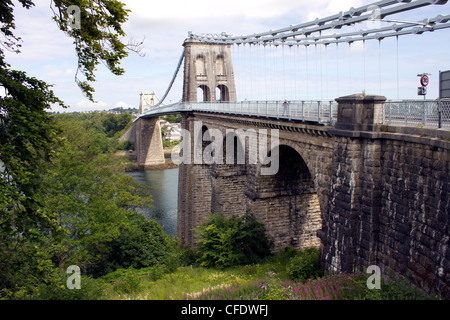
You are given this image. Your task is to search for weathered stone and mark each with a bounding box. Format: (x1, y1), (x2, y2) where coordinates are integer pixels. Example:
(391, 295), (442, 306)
(137, 37), (450, 300)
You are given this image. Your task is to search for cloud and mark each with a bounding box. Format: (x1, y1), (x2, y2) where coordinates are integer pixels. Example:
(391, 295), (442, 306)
(5, 0), (450, 111)
(44, 64), (75, 79)
(60, 100), (110, 113)
(125, 0), (297, 23)
(114, 101), (136, 109)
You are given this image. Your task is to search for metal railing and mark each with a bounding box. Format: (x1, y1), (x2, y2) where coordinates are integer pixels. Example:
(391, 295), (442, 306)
(140, 99), (450, 129)
(384, 100), (450, 128)
(141, 100), (338, 124)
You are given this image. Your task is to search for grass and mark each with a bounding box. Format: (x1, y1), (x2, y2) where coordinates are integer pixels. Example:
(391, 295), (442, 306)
(101, 266), (257, 300)
(99, 248), (297, 299)
(96, 249), (436, 300)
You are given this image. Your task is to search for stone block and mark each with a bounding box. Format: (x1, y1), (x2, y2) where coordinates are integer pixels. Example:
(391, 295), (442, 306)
(334, 93), (386, 132)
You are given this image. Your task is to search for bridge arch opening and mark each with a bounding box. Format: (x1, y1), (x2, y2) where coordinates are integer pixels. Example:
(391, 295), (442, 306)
(197, 85), (211, 102)
(216, 84), (230, 102)
(253, 145), (322, 252)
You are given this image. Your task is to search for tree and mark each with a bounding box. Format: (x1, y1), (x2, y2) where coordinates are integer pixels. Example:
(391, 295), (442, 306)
(43, 116), (154, 276)
(195, 213), (273, 269)
(0, 0), (135, 295)
(0, 67), (66, 292)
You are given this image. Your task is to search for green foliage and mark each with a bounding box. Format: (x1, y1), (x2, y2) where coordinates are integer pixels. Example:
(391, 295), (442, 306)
(107, 219), (174, 273)
(162, 114), (182, 123)
(52, 112), (133, 153)
(349, 271), (437, 300)
(163, 139), (180, 149)
(1, 1), (132, 101)
(50, 0), (131, 100)
(196, 213), (273, 269)
(286, 247), (323, 282)
(43, 113), (160, 277)
(0, 66), (66, 293)
(0, 0), (134, 296)
(1, 269), (108, 300)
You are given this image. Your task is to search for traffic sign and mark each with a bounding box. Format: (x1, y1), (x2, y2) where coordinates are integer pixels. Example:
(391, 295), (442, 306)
(418, 86), (427, 95)
(420, 74), (429, 87)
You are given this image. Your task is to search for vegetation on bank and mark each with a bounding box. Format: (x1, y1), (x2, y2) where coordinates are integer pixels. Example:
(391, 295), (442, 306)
(1, 112), (436, 300)
(13, 245), (434, 300)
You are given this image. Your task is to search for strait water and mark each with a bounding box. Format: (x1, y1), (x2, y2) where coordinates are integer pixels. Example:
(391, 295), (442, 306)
(127, 168), (179, 236)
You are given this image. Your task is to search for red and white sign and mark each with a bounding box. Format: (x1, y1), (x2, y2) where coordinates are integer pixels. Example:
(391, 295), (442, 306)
(420, 74), (429, 87)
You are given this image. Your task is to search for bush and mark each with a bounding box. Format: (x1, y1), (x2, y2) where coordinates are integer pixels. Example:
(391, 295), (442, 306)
(196, 213), (273, 269)
(287, 247), (323, 282)
(106, 219), (174, 273)
(5, 270), (108, 300)
(349, 270), (437, 300)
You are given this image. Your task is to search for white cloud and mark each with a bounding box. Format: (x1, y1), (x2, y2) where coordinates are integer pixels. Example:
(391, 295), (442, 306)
(44, 64), (75, 79)
(126, 0), (297, 23)
(73, 100), (110, 112)
(115, 101), (136, 109)
(5, 0), (450, 110)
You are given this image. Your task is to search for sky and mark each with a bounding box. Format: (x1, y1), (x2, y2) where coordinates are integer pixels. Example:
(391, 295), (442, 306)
(4, 0), (450, 112)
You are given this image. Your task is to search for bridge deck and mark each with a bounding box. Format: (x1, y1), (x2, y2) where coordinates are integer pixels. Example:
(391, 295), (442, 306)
(138, 99), (450, 129)
(139, 101), (338, 124)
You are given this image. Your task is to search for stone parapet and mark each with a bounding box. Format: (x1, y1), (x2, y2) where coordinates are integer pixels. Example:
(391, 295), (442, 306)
(334, 93), (386, 132)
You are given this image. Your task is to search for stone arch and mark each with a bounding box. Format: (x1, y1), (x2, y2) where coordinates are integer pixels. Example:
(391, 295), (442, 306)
(216, 84), (230, 102)
(197, 85), (211, 102)
(223, 130), (245, 165)
(275, 138), (331, 218)
(200, 124), (210, 155)
(250, 144), (323, 251)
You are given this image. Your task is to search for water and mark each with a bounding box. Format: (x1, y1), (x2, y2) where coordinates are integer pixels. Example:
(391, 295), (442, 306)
(127, 168), (179, 236)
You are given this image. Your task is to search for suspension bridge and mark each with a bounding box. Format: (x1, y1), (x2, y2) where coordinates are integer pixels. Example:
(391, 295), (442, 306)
(121, 0), (450, 299)
(137, 0), (450, 128)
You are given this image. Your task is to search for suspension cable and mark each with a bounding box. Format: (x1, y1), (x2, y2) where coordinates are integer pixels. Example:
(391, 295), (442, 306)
(149, 49), (185, 109)
(396, 35), (400, 99)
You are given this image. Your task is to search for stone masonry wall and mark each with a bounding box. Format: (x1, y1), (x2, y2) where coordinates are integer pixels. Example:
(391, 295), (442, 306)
(250, 193), (322, 252)
(377, 138), (449, 298)
(177, 113), (331, 251)
(177, 103), (449, 298)
(322, 94), (450, 298)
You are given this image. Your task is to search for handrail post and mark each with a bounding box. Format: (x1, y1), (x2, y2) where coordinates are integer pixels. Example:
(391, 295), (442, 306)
(276, 101), (279, 118)
(438, 100), (442, 128)
(329, 101), (332, 123)
(288, 101), (291, 120)
(302, 101), (304, 121)
(387, 102), (390, 123)
(422, 101), (426, 126)
(318, 101), (321, 123)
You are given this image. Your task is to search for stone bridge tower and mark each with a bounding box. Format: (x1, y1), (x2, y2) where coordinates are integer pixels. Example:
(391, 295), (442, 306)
(182, 39), (237, 103)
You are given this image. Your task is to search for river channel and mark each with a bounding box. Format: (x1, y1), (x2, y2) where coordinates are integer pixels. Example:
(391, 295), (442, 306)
(127, 168), (179, 236)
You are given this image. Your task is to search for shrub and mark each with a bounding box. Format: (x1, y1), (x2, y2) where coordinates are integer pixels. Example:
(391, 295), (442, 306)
(7, 270), (108, 300)
(196, 213), (273, 269)
(106, 219), (173, 273)
(287, 247), (323, 282)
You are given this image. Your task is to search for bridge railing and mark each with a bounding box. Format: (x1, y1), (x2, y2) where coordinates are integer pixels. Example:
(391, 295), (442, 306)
(384, 100), (450, 128)
(141, 99), (449, 129)
(180, 100), (338, 124)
